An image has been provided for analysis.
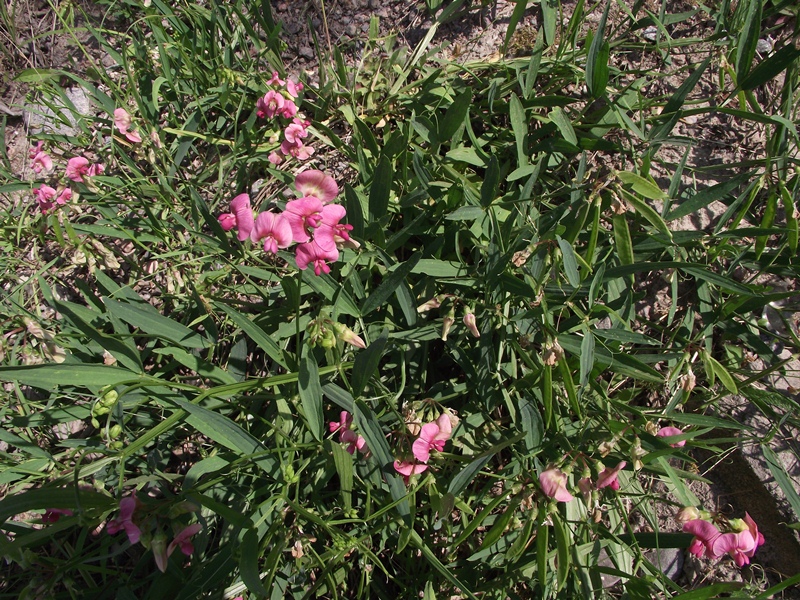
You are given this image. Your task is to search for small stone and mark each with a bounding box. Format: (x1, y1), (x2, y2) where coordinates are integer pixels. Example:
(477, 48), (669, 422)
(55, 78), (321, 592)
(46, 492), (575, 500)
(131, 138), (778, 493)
(643, 26), (658, 42)
(368, 0), (380, 8)
(346, 24), (357, 36)
(756, 38), (773, 54)
(651, 547), (683, 581)
(25, 86), (93, 136)
(299, 46), (315, 60)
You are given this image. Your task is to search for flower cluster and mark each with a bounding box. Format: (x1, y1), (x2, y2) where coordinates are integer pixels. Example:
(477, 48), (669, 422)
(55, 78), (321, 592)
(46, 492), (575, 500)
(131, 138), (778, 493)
(682, 511), (765, 566)
(393, 412), (455, 482)
(218, 169), (355, 276)
(329, 411), (369, 456)
(28, 142), (103, 213)
(106, 493), (202, 573)
(539, 460), (627, 505)
(255, 72), (313, 164)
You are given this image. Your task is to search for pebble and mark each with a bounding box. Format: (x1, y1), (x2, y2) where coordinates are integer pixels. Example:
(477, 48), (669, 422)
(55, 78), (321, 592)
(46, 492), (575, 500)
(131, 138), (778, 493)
(25, 86), (93, 136)
(756, 38), (773, 54)
(299, 46), (315, 59)
(643, 26), (658, 42)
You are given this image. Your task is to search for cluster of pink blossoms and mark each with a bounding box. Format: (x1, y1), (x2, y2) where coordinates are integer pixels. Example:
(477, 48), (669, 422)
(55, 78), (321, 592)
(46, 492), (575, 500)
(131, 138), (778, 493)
(682, 510), (765, 567)
(255, 72), (313, 164)
(106, 494), (202, 573)
(329, 411), (369, 456)
(393, 413), (454, 482)
(218, 169), (355, 276)
(29, 142), (103, 213)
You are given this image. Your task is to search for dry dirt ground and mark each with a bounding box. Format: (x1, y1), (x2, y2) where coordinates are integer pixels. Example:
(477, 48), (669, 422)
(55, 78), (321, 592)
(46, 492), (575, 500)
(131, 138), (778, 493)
(2, 0), (799, 595)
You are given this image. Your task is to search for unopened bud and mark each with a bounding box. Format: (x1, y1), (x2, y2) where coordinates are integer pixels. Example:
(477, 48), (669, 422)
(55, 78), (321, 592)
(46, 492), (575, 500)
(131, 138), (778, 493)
(676, 506), (702, 523)
(417, 297), (441, 313)
(463, 309), (480, 338)
(442, 308), (455, 341)
(333, 322), (366, 349)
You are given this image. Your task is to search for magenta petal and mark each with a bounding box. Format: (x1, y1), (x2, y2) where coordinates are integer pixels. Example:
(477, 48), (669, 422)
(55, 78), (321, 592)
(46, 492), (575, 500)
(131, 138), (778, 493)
(167, 523), (202, 557)
(295, 170), (339, 203)
(393, 460), (428, 477)
(539, 468), (573, 503)
(230, 193), (253, 241)
(412, 437), (432, 463)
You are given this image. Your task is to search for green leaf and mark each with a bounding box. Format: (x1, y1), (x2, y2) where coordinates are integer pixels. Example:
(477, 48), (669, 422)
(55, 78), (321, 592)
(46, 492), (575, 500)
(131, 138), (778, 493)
(579, 329), (595, 388)
(762, 445), (800, 521)
(169, 398), (278, 478)
(369, 154), (392, 220)
(446, 206), (484, 221)
(480, 156), (500, 207)
(103, 297), (210, 349)
(153, 347), (236, 385)
(0, 488), (113, 524)
(438, 90), (471, 142)
(0, 364), (152, 390)
(703, 355), (738, 394)
(619, 189), (673, 241)
(552, 515), (570, 592)
(617, 532), (694, 548)
(503, 0), (530, 54)
(666, 173), (751, 221)
(448, 455), (493, 497)
(612, 214), (634, 265)
(14, 68), (59, 83)
(215, 303), (288, 369)
(540, 0), (556, 45)
(360, 251), (422, 316)
(740, 44), (800, 90)
(557, 236), (580, 287)
(240, 529), (271, 597)
(509, 92), (528, 167)
(585, 1), (611, 98)
(550, 107), (577, 146)
(299, 349), (324, 441)
(616, 171), (667, 200)
(329, 441), (354, 510)
(735, 0), (762, 83)
(351, 329), (389, 398)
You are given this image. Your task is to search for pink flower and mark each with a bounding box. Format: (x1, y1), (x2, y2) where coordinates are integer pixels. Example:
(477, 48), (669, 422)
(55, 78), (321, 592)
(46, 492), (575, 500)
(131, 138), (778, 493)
(284, 197), (324, 244)
(113, 108), (142, 143)
(713, 513), (765, 566)
(285, 79), (303, 98)
(268, 151), (283, 165)
(65, 157), (90, 182)
(657, 426), (686, 447)
(393, 460), (428, 482)
(315, 204), (353, 251)
(55, 188), (72, 206)
(31, 149), (53, 174)
(29, 141), (45, 158)
(596, 461), (626, 491)
(218, 193), (254, 241)
(295, 170), (339, 204)
(87, 163), (105, 177)
(251, 211), (293, 254)
(577, 477), (594, 501)
(280, 137), (314, 160)
(683, 519), (722, 559)
(257, 91), (284, 119)
(329, 410), (353, 434)
(284, 121), (309, 144)
(280, 99), (298, 119)
(167, 523), (203, 557)
(328, 411), (367, 455)
(106, 495), (142, 544)
(33, 185), (57, 212)
(42, 508), (73, 523)
(341, 429), (368, 455)
(267, 71), (285, 87)
(411, 415), (452, 463)
(295, 239), (339, 275)
(539, 467), (573, 503)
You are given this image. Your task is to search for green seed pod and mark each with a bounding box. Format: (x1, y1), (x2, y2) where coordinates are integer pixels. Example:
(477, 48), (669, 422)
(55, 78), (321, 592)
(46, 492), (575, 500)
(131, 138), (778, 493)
(91, 418), (100, 429)
(109, 424), (123, 439)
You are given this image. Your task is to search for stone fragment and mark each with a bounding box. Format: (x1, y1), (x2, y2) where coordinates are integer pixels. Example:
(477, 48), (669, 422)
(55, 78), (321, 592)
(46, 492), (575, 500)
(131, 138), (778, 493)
(25, 86), (93, 136)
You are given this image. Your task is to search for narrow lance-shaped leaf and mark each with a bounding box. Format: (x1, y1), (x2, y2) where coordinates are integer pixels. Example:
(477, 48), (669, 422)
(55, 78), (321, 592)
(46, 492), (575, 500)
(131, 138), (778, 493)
(299, 348), (324, 440)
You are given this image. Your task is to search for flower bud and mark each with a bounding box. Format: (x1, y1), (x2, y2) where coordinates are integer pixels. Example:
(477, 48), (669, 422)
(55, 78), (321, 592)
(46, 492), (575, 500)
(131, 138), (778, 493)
(441, 308), (455, 341)
(463, 309), (480, 338)
(676, 506), (702, 523)
(333, 322), (366, 349)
